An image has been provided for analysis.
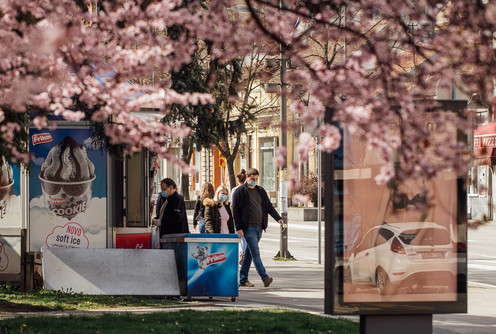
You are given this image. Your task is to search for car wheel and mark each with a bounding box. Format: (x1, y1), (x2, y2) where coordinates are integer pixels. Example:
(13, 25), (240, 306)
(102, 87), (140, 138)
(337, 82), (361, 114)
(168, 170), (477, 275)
(376, 268), (395, 295)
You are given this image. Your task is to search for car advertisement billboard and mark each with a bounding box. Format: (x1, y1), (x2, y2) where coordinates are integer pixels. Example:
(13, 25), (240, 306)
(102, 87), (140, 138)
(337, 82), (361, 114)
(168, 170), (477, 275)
(29, 127), (107, 251)
(331, 101), (467, 314)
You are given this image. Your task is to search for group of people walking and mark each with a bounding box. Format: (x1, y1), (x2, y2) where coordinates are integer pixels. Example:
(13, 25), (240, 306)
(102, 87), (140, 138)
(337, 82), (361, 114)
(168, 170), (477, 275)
(154, 168), (283, 288)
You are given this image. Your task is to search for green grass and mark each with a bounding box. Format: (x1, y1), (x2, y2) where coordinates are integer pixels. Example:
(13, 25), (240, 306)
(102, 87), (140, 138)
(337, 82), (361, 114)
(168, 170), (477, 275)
(0, 310), (359, 334)
(0, 285), (181, 312)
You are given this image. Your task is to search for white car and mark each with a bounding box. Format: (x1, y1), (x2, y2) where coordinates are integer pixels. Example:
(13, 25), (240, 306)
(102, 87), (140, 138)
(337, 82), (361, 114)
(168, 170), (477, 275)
(347, 222), (457, 294)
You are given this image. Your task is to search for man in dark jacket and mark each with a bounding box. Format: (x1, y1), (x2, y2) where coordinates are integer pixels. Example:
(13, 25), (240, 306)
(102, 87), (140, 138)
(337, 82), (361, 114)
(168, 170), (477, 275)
(232, 168), (283, 288)
(156, 178), (190, 236)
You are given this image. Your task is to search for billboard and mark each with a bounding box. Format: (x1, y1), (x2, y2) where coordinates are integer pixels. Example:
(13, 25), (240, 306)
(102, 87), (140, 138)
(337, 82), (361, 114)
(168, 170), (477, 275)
(29, 127), (107, 251)
(330, 101), (467, 314)
(0, 161), (21, 227)
(0, 236), (21, 274)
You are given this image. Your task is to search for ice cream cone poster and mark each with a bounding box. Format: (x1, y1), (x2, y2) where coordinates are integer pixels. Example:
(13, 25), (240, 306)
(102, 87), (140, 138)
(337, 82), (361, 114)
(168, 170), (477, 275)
(0, 157), (21, 227)
(0, 237), (21, 274)
(29, 128), (107, 251)
(0, 241), (9, 271)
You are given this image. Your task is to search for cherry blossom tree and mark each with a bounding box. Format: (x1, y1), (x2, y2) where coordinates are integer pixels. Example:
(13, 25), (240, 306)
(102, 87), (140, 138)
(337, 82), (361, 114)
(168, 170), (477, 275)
(0, 0), (494, 186)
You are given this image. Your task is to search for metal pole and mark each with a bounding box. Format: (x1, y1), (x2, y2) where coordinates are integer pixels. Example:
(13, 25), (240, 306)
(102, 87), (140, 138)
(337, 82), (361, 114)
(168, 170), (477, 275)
(278, 37), (290, 259)
(276, 0), (291, 259)
(317, 117), (322, 264)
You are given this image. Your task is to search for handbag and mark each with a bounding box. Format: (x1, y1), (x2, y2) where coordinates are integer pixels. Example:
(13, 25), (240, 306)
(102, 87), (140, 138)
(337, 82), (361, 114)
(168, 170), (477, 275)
(151, 225), (160, 249)
(152, 198), (167, 227)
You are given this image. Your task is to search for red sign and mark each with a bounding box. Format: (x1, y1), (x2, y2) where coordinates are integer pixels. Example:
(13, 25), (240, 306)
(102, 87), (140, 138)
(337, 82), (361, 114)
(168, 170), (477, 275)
(32, 133), (53, 145)
(116, 233), (151, 249)
(474, 135), (496, 149)
(206, 252), (226, 266)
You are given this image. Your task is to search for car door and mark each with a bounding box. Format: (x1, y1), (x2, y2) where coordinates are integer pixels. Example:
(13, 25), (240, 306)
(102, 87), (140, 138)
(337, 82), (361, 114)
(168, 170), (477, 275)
(350, 228), (378, 283)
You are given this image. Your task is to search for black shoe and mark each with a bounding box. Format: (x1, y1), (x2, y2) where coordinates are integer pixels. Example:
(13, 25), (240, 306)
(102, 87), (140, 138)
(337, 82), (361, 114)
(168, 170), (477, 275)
(239, 280), (255, 287)
(263, 276), (273, 287)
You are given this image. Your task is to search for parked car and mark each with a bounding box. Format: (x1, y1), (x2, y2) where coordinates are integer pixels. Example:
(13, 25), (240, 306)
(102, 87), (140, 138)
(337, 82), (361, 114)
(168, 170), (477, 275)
(346, 221), (457, 295)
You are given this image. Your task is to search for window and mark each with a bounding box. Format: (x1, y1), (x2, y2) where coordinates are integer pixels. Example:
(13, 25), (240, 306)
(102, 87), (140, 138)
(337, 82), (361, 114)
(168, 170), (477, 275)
(125, 152), (147, 227)
(260, 137), (276, 192)
(468, 166), (489, 196)
(400, 228), (450, 246)
(375, 228), (394, 246)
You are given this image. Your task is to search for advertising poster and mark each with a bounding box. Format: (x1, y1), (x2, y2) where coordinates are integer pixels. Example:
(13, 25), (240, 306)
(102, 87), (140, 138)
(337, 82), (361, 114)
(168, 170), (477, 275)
(0, 236), (21, 274)
(0, 160), (21, 227)
(29, 128), (107, 251)
(186, 242), (238, 296)
(333, 106), (466, 314)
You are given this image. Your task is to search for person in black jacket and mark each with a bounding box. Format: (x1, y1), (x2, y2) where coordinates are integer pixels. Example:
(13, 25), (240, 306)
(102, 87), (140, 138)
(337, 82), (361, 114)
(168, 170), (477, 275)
(193, 183), (214, 233)
(232, 168), (283, 288)
(155, 178), (190, 236)
(204, 185), (235, 234)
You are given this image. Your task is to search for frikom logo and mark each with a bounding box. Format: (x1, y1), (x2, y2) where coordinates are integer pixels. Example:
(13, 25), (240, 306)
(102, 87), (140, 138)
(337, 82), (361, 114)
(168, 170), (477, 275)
(51, 198), (66, 205)
(206, 253), (227, 266)
(32, 133), (53, 146)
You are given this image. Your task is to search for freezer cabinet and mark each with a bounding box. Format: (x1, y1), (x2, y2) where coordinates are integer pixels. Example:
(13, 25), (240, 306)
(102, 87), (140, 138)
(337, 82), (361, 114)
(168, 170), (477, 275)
(161, 233), (239, 300)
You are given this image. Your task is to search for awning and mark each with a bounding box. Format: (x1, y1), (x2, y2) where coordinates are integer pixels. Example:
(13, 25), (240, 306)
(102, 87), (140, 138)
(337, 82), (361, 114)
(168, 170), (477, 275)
(474, 121), (496, 166)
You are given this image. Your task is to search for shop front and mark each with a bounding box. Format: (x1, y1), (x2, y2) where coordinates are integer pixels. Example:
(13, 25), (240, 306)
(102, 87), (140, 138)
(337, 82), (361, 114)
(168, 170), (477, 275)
(471, 120), (496, 220)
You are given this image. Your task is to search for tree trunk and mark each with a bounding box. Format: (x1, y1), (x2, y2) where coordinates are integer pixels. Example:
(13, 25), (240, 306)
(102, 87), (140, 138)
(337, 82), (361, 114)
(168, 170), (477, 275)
(181, 138), (194, 200)
(218, 134), (242, 191)
(226, 155), (236, 190)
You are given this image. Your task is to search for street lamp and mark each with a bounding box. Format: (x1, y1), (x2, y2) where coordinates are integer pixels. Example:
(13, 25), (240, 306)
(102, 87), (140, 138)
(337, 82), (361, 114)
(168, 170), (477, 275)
(277, 45), (292, 259)
(228, 3), (292, 258)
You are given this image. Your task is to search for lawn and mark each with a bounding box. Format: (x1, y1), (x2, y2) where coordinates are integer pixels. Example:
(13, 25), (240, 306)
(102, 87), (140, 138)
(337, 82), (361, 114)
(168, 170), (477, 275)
(0, 286), (181, 312)
(0, 310), (359, 334)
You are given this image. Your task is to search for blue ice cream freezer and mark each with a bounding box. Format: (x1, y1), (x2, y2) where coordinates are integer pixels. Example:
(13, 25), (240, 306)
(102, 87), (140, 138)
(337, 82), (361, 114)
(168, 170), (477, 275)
(160, 233), (239, 301)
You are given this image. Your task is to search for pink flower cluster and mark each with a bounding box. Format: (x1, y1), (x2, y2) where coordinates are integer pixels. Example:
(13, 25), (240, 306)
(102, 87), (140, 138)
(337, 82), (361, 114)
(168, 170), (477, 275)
(0, 0), (492, 183)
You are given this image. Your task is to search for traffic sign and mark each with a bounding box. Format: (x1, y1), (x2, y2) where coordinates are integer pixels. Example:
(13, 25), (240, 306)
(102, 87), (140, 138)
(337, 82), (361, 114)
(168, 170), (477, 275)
(219, 155), (226, 167)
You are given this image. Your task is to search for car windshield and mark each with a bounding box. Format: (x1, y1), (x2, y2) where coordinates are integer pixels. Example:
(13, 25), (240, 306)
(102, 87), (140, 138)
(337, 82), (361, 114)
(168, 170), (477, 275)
(398, 228), (450, 246)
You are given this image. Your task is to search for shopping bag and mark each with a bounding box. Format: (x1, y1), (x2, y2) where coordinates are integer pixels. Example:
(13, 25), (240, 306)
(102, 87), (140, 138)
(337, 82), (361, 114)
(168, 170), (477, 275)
(151, 225), (161, 249)
(152, 198), (167, 227)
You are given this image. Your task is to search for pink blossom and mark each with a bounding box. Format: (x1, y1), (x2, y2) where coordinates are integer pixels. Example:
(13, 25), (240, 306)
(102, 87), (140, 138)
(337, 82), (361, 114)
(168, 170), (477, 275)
(292, 194), (310, 206)
(318, 124), (341, 153)
(0, 0), (487, 187)
(275, 146), (287, 167)
(296, 132), (315, 162)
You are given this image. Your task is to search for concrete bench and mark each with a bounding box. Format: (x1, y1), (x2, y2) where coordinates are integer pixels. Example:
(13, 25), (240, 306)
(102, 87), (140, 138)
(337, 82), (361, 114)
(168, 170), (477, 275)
(42, 247), (180, 295)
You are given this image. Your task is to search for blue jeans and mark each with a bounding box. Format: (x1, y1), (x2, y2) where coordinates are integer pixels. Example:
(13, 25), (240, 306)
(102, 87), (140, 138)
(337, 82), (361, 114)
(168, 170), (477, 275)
(240, 225), (268, 283)
(198, 220), (206, 234)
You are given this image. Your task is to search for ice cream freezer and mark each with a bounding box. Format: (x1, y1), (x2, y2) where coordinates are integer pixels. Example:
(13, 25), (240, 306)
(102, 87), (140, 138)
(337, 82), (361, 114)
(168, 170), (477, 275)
(161, 233), (239, 301)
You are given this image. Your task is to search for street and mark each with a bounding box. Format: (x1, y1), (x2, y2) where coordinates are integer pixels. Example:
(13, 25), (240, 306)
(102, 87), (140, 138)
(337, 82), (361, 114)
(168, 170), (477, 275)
(188, 212), (496, 333)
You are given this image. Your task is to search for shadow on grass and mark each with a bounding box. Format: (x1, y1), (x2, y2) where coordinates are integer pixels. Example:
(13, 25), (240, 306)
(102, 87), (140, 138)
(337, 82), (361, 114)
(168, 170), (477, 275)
(0, 287), (182, 312)
(0, 300), (52, 313)
(0, 309), (359, 334)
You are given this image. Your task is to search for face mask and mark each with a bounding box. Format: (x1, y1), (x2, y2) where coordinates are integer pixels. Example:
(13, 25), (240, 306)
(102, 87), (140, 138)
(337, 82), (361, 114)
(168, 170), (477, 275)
(219, 194), (228, 202)
(161, 191), (169, 198)
(248, 180), (257, 187)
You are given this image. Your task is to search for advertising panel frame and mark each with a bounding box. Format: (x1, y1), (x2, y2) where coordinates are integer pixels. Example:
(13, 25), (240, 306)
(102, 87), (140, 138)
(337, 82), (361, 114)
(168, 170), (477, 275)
(28, 123), (108, 252)
(327, 100), (468, 315)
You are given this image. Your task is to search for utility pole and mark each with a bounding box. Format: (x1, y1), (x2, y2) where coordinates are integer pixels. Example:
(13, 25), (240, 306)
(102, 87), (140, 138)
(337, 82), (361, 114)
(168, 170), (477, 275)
(276, 12), (292, 259)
